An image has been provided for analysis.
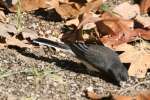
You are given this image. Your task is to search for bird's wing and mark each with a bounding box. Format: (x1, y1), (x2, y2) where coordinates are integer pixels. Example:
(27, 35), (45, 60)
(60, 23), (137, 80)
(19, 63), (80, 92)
(68, 43), (116, 72)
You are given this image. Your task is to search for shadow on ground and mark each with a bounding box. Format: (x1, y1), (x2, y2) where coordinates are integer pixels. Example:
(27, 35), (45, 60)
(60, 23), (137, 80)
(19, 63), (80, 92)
(8, 45), (125, 86)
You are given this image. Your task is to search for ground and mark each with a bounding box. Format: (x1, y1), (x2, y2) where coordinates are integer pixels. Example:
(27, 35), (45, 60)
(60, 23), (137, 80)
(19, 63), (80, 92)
(0, 1), (150, 100)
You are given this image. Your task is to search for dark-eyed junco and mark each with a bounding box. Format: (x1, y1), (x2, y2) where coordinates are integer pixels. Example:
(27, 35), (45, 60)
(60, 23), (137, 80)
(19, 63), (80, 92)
(32, 38), (128, 84)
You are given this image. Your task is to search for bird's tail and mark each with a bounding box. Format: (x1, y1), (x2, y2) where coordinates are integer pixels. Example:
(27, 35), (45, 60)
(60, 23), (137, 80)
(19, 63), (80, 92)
(32, 38), (73, 53)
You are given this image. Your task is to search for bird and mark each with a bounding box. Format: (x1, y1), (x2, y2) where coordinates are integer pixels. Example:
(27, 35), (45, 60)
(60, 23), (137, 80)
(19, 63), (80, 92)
(32, 38), (128, 85)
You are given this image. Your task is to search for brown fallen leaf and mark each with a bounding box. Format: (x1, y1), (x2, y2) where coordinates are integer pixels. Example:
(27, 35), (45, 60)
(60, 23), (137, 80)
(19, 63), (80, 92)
(56, 0), (102, 19)
(0, 22), (17, 43)
(98, 12), (134, 35)
(20, 28), (38, 40)
(9, 0), (59, 12)
(65, 18), (79, 26)
(134, 28), (150, 40)
(113, 2), (140, 19)
(63, 12), (138, 47)
(100, 28), (150, 48)
(84, 87), (150, 100)
(115, 43), (150, 78)
(95, 12), (134, 47)
(140, 0), (150, 14)
(95, 12), (150, 47)
(62, 8), (150, 47)
(80, 0), (102, 14)
(84, 88), (133, 100)
(77, 12), (101, 30)
(0, 8), (6, 22)
(55, 3), (81, 19)
(81, 12), (99, 30)
(84, 90), (102, 100)
(113, 95), (133, 100)
(136, 15), (150, 28)
(84, 86), (106, 100)
(6, 36), (33, 48)
(0, 44), (6, 49)
(136, 91), (150, 100)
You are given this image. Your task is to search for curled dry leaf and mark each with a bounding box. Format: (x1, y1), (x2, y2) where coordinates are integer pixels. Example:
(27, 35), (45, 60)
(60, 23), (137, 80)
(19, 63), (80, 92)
(113, 95), (133, 100)
(100, 28), (150, 48)
(136, 91), (150, 100)
(9, 0), (59, 12)
(99, 12), (134, 35)
(65, 18), (79, 26)
(0, 22), (17, 43)
(96, 12), (150, 47)
(81, 12), (99, 30)
(84, 90), (101, 100)
(84, 89), (133, 100)
(136, 15), (150, 28)
(20, 28), (38, 40)
(56, 0), (102, 19)
(77, 12), (101, 29)
(140, 0), (150, 14)
(0, 44), (6, 49)
(6, 36), (33, 48)
(59, 0), (69, 3)
(84, 87), (150, 100)
(80, 0), (102, 14)
(95, 12), (135, 47)
(63, 9), (150, 47)
(115, 43), (150, 78)
(134, 28), (150, 40)
(55, 3), (81, 19)
(0, 9), (6, 22)
(113, 2), (140, 20)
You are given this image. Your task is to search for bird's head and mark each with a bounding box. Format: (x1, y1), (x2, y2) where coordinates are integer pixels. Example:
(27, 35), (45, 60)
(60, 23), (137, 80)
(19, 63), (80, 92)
(108, 61), (128, 85)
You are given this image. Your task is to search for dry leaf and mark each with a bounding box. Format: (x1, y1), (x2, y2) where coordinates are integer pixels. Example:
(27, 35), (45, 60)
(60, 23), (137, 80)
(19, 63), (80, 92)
(85, 91), (101, 100)
(140, 0), (150, 14)
(83, 22), (96, 30)
(84, 88), (150, 100)
(84, 87), (103, 100)
(95, 12), (134, 47)
(99, 12), (134, 35)
(0, 9), (6, 22)
(21, 28), (38, 39)
(113, 2), (140, 19)
(86, 0), (94, 2)
(0, 44), (6, 49)
(80, 0), (102, 14)
(56, 0), (102, 19)
(134, 28), (150, 40)
(100, 28), (150, 48)
(82, 12), (99, 30)
(59, 0), (69, 3)
(77, 12), (101, 29)
(97, 13), (150, 47)
(115, 43), (150, 78)
(9, 0), (59, 12)
(136, 91), (150, 100)
(6, 36), (32, 48)
(85, 90), (133, 100)
(113, 95), (133, 100)
(65, 18), (79, 26)
(0, 22), (17, 41)
(136, 15), (150, 28)
(55, 3), (80, 19)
